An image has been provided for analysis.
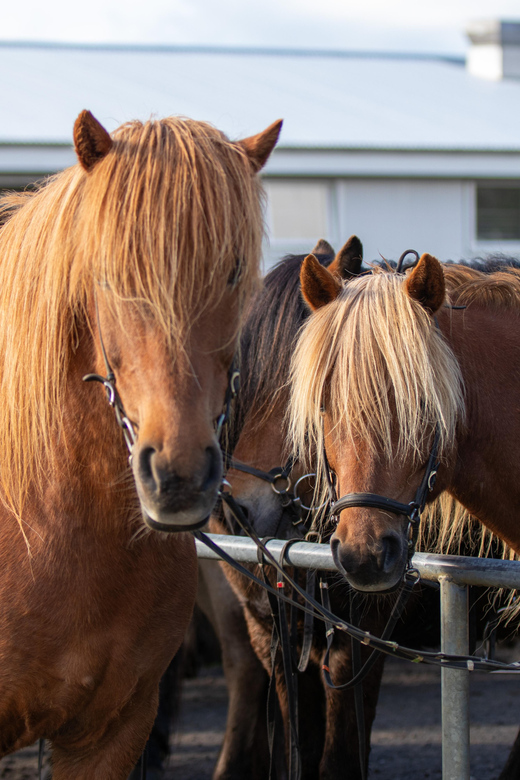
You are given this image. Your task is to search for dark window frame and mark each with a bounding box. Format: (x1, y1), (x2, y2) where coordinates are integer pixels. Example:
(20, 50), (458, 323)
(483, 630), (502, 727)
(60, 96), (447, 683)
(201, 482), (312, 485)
(476, 183), (520, 241)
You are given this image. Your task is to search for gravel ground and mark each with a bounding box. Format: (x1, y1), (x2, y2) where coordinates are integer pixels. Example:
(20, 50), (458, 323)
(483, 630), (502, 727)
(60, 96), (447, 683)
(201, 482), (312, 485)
(2, 650), (519, 779)
(165, 656), (519, 780)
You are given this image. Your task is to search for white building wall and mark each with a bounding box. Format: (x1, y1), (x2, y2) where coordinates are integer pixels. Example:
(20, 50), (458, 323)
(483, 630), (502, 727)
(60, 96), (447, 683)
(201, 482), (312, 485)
(262, 176), (520, 272)
(336, 179), (467, 264)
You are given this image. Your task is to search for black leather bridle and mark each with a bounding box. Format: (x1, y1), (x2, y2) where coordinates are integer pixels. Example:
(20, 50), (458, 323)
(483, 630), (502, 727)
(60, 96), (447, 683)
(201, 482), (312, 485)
(326, 428), (441, 569)
(227, 455), (319, 528)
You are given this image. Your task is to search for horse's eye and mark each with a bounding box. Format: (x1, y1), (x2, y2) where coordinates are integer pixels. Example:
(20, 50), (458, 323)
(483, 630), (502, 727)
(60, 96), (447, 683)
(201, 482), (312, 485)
(228, 257), (242, 287)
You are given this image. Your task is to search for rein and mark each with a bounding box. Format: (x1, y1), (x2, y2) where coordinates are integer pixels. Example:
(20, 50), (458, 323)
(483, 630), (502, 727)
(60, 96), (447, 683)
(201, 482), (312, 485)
(197, 497), (520, 672)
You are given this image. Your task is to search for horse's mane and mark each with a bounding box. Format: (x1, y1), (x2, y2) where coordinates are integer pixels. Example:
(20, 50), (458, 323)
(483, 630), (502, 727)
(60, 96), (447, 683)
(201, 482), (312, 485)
(226, 251), (333, 452)
(290, 255), (520, 474)
(443, 256), (520, 309)
(0, 116), (264, 514)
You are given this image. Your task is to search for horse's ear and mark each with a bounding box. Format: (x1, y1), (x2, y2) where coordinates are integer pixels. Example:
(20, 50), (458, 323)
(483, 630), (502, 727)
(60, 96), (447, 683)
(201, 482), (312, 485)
(74, 110), (113, 172)
(300, 254), (342, 311)
(405, 253), (445, 314)
(328, 235), (363, 280)
(311, 238), (335, 256)
(239, 119), (283, 172)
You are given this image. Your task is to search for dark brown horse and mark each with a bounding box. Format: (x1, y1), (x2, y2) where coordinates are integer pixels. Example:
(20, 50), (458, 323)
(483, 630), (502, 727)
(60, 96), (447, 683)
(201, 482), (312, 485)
(210, 244), (520, 780)
(209, 238), (407, 779)
(0, 109), (280, 778)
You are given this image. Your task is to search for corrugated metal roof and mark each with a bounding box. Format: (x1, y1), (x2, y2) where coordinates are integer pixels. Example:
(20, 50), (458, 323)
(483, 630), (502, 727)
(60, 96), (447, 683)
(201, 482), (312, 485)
(2, 41), (520, 151)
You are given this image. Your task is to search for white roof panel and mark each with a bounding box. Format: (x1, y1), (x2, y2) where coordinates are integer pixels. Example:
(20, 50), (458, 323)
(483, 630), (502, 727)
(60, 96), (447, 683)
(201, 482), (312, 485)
(1, 42), (520, 151)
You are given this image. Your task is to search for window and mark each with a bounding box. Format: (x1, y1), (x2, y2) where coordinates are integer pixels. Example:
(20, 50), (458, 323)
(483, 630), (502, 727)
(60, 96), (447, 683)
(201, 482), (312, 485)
(264, 180), (329, 241)
(477, 185), (520, 240)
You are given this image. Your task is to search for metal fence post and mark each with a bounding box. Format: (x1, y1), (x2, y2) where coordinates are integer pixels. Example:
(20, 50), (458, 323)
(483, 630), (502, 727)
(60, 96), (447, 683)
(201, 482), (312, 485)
(440, 575), (470, 780)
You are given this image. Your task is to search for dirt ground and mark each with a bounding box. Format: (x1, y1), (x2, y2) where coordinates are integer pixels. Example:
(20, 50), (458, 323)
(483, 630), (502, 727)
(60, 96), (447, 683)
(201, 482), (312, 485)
(2, 646), (519, 780)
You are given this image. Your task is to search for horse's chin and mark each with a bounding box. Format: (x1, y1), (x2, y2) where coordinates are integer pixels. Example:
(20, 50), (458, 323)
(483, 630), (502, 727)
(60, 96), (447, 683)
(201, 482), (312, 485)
(342, 574), (404, 594)
(140, 499), (214, 533)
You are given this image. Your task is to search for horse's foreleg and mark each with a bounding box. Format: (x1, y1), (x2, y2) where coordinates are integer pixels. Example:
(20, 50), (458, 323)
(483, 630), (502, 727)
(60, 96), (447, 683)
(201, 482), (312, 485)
(319, 634), (385, 780)
(197, 560), (270, 780)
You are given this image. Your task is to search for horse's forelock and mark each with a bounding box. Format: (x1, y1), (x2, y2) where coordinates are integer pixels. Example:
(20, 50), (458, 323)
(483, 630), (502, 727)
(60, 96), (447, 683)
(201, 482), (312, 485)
(289, 269), (466, 496)
(73, 116), (263, 342)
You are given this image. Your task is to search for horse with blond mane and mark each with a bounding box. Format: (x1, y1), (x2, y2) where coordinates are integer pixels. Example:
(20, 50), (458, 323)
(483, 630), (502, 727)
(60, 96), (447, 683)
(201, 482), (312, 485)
(290, 250), (520, 593)
(0, 109), (280, 777)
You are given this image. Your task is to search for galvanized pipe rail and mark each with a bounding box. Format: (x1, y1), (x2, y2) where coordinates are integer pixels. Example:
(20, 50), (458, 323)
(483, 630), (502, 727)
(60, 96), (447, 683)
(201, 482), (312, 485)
(195, 533), (520, 780)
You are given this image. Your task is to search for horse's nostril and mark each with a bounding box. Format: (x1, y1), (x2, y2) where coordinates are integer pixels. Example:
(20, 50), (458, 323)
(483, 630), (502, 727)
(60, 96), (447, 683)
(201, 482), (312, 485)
(381, 532), (402, 573)
(201, 444), (223, 493)
(138, 446), (157, 488)
(330, 536), (346, 572)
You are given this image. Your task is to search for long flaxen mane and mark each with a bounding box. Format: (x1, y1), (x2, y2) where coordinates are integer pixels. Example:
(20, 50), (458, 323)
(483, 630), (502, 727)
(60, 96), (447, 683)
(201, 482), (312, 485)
(0, 116), (264, 517)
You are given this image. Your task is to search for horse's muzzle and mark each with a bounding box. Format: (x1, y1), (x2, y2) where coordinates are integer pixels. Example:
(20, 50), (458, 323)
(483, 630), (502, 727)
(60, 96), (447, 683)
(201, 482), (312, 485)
(330, 530), (406, 592)
(134, 442), (223, 531)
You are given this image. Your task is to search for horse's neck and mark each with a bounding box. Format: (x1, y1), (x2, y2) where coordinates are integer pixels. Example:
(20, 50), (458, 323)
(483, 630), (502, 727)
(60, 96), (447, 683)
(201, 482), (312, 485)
(440, 307), (520, 553)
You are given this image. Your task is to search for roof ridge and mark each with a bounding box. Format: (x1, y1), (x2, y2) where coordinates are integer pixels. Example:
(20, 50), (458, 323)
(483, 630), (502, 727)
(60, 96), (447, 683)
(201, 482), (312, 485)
(0, 39), (465, 64)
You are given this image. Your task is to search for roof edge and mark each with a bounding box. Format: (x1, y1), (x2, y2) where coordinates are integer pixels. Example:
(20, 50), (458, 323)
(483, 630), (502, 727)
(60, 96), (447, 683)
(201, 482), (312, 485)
(0, 39), (465, 64)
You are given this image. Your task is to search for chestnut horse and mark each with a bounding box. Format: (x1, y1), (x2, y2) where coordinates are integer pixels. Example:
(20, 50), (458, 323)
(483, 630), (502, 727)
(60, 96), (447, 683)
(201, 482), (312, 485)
(209, 239), (420, 779)
(291, 251), (520, 591)
(0, 109), (280, 778)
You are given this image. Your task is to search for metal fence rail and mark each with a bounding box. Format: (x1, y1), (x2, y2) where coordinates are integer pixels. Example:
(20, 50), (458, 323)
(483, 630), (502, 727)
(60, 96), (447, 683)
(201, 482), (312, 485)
(195, 533), (520, 780)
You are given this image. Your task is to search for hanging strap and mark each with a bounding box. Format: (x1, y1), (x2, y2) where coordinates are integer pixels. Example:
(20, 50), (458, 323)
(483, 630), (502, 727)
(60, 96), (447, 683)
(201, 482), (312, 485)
(260, 540), (302, 780)
(350, 592), (367, 780)
(38, 739), (45, 780)
(297, 569), (316, 673)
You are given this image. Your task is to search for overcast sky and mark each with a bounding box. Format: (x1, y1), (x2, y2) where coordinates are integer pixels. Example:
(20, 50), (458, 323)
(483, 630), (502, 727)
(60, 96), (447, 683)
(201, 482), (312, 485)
(3, 0), (520, 54)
